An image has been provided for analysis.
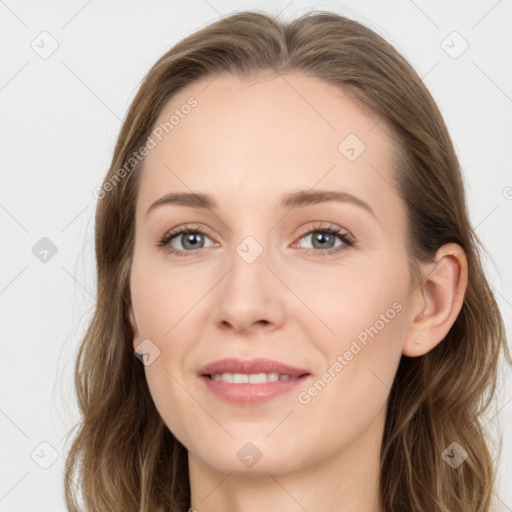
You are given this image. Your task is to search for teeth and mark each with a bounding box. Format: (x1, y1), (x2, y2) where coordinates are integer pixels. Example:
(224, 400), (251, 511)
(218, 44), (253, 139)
(210, 372), (298, 383)
(233, 373), (248, 384)
(249, 372), (278, 383)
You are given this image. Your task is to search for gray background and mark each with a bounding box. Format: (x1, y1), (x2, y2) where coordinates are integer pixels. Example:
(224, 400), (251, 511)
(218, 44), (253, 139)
(1, 0), (511, 510)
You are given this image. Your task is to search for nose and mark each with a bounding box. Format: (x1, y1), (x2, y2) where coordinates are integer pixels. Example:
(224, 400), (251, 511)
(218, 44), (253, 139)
(212, 240), (285, 335)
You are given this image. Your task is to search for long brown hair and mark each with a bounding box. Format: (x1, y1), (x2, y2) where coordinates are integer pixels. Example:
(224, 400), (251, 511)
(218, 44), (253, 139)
(64, 10), (510, 511)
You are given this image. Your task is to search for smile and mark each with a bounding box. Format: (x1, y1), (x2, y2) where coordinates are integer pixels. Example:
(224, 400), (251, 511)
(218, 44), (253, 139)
(198, 358), (311, 405)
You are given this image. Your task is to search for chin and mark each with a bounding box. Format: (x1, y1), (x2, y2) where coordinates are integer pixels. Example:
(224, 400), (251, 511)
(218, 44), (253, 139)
(186, 435), (315, 477)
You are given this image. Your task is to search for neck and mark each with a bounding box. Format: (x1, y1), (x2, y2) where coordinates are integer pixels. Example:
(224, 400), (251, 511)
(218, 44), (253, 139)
(187, 410), (385, 512)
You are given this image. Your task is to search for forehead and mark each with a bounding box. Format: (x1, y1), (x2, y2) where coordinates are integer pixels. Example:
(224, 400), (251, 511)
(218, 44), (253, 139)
(137, 71), (401, 218)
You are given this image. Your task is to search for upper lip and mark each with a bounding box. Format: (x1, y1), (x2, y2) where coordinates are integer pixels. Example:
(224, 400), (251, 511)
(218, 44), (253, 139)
(199, 358), (310, 377)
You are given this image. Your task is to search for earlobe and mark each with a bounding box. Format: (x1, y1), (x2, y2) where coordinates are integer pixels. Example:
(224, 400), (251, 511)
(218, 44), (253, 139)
(402, 243), (468, 357)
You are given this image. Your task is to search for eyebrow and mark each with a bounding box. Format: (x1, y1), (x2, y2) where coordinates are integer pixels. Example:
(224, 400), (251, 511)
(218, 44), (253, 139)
(145, 189), (376, 219)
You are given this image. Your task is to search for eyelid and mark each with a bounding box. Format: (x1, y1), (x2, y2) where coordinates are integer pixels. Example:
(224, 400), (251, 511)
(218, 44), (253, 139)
(160, 222), (354, 243)
(295, 222), (355, 245)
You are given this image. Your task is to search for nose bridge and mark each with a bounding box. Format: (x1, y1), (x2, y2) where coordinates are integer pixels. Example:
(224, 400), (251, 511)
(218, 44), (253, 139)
(234, 233), (266, 266)
(223, 230), (269, 299)
(212, 227), (282, 332)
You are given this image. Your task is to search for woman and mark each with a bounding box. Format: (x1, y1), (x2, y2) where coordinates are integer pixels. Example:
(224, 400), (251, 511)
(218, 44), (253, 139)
(64, 10), (510, 512)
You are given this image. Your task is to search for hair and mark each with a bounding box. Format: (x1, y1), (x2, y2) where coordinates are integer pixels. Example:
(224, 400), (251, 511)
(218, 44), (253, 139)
(63, 9), (510, 512)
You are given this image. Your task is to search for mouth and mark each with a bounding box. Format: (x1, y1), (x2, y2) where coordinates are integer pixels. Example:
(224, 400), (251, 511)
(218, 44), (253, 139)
(198, 358), (311, 405)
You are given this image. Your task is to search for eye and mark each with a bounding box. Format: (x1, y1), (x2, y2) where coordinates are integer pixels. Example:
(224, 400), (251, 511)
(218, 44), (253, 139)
(157, 224), (215, 257)
(293, 222), (354, 258)
(157, 222), (355, 258)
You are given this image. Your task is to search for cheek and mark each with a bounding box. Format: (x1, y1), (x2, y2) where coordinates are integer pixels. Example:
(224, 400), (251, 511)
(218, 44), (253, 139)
(129, 254), (203, 340)
(130, 259), (210, 444)
(293, 297), (405, 456)
(296, 257), (408, 422)
(328, 302), (405, 401)
(299, 255), (408, 361)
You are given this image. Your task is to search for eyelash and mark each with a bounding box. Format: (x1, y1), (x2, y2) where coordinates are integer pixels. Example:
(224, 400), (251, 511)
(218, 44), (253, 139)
(156, 222), (355, 259)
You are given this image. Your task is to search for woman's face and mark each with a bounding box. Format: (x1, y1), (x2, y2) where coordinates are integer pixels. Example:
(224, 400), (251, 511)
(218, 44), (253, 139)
(129, 71), (416, 476)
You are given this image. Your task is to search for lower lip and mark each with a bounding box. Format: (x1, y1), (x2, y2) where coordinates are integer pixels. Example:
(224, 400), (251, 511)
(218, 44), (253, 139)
(199, 375), (310, 405)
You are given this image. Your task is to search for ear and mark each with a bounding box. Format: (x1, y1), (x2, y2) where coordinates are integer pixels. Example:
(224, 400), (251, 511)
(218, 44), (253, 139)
(402, 243), (468, 357)
(128, 304), (142, 350)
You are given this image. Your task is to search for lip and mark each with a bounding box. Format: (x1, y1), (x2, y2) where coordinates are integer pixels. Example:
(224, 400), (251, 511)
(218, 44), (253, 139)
(198, 357), (311, 406)
(199, 357), (310, 377)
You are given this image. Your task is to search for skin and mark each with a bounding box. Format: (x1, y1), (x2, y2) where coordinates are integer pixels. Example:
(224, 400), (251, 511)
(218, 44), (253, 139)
(128, 71), (468, 512)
